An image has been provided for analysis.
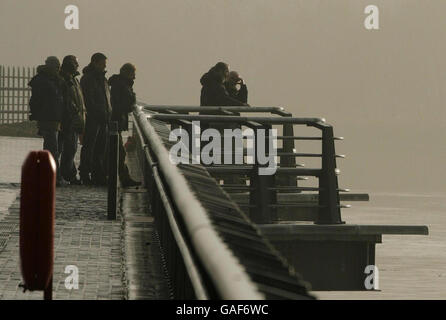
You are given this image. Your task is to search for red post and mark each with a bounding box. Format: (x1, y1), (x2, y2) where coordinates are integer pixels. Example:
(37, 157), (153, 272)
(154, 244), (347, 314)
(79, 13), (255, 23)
(19, 151), (56, 300)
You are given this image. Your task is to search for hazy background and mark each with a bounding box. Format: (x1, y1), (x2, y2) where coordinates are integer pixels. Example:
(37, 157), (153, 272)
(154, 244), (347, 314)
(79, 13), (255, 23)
(1, 0), (445, 194)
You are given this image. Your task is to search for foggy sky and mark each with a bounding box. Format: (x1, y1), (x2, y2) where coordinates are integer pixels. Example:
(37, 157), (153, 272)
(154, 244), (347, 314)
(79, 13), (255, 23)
(1, 0), (445, 193)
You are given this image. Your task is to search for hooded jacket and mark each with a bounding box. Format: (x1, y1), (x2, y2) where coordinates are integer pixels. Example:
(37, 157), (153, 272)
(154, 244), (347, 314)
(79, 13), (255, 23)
(80, 63), (111, 124)
(200, 68), (245, 108)
(108, 74), (136, 132)
(28, 65), (64, 122)
(60, 69), (86, 133)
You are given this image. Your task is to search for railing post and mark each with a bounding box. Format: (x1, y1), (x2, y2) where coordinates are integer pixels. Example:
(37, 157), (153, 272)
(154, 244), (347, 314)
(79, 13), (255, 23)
(107, 121), (119, 220)
(249, 125), (277, 224)
(277, 122), (298, 192)
(316, 124), (343, 224)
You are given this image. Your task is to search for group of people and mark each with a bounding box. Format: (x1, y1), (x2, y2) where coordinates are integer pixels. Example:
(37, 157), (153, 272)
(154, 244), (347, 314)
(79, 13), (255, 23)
(28, 57), (248, 188)
(28, 53), (140, 187)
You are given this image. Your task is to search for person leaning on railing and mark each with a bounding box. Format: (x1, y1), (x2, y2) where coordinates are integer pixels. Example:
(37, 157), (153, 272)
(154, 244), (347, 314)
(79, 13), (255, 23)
(200, 62), (249, 109)
(108, 63), (141, 188)
(199, 62), (248, 185)
(224, 71), (248, 113)
(199, 61), (249, 132)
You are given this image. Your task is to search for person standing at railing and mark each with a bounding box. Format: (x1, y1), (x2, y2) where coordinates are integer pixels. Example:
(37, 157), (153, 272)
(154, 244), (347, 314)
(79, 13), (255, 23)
(200, 62), (248, 109)
(199, 62), (249, 132)
(108, 63), (141, 187)
(225, 71), (248, 111)
(28, 56), (65, 186)
(199, 62), (248, 185)
(59, 55), (86, 185)
(79, 53), (111, 186)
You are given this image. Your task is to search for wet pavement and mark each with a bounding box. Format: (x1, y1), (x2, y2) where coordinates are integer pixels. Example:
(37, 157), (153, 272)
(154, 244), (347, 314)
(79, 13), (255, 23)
(0, 136), (125, 300)
(0, 135), (168, 300)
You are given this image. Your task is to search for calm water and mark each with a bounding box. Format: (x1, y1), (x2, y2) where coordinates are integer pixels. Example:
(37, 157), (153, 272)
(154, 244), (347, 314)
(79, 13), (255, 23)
(315, 191), (446, 299)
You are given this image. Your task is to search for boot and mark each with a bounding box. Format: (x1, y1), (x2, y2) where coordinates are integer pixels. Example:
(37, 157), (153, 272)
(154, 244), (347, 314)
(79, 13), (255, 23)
(81, 173), (93, 186)
(56, 178), (69, 187)
(92, 174), (108, 186)
(68, 177), (82, 185)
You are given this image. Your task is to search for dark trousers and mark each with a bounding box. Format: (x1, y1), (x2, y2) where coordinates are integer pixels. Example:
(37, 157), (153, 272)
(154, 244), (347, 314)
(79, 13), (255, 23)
(40, 128), (61, 181)
(58, 128), (79, 181)
(79, 116), (108, 180)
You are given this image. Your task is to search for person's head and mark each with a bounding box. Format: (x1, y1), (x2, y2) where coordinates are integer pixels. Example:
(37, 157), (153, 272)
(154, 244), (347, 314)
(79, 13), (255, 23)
(227, 71), (241, 86)
(90, 52), (107, 72)
(45, 56), (61, 75)
(120, 63), (136, 81)
(61, 55), (79, 75)
(213, 62), (229, 82)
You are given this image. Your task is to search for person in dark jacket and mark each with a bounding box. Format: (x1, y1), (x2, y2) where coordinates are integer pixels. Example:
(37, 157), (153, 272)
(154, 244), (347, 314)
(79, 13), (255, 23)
(200, 62), (248, 108)
(28, 56), (65, 186)
(108, 63), (140, 187)
(199, 63), (248, 185)
(199, 62), (249, 134)
(79, 52), (112, 185)
(59, 55), (86, 184)
(225, 71), (248, 105)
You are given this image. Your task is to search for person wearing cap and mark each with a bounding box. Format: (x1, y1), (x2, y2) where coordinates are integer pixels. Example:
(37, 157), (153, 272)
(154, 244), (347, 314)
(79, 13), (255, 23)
(108, 63), (141, 187)
(79, 52), (111, 186)
(28, 56), (66, 186)
(59, 55), (86, 185)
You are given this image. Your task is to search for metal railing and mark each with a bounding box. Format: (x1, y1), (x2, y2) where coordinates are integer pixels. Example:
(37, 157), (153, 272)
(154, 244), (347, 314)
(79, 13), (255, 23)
(131, 105), (312, 299)
(140, 104), (346, 225)
(131, 103), (431, 294)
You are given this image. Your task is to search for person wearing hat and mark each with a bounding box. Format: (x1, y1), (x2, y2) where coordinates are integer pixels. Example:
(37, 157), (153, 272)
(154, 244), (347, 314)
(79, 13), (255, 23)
(28, 56), (66, 186)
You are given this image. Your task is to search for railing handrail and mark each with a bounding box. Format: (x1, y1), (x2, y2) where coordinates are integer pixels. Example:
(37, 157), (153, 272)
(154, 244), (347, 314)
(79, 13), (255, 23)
(133, 105), (264, 299)
(142, 105), (343, 225)
(139, 102), (292, 116)
(148, 113), (326, 126)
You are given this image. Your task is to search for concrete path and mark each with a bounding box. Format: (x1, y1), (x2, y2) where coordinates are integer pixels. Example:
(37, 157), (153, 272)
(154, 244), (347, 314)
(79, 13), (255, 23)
(0, 136), (125, 300)
(0, 185), (124, 300)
